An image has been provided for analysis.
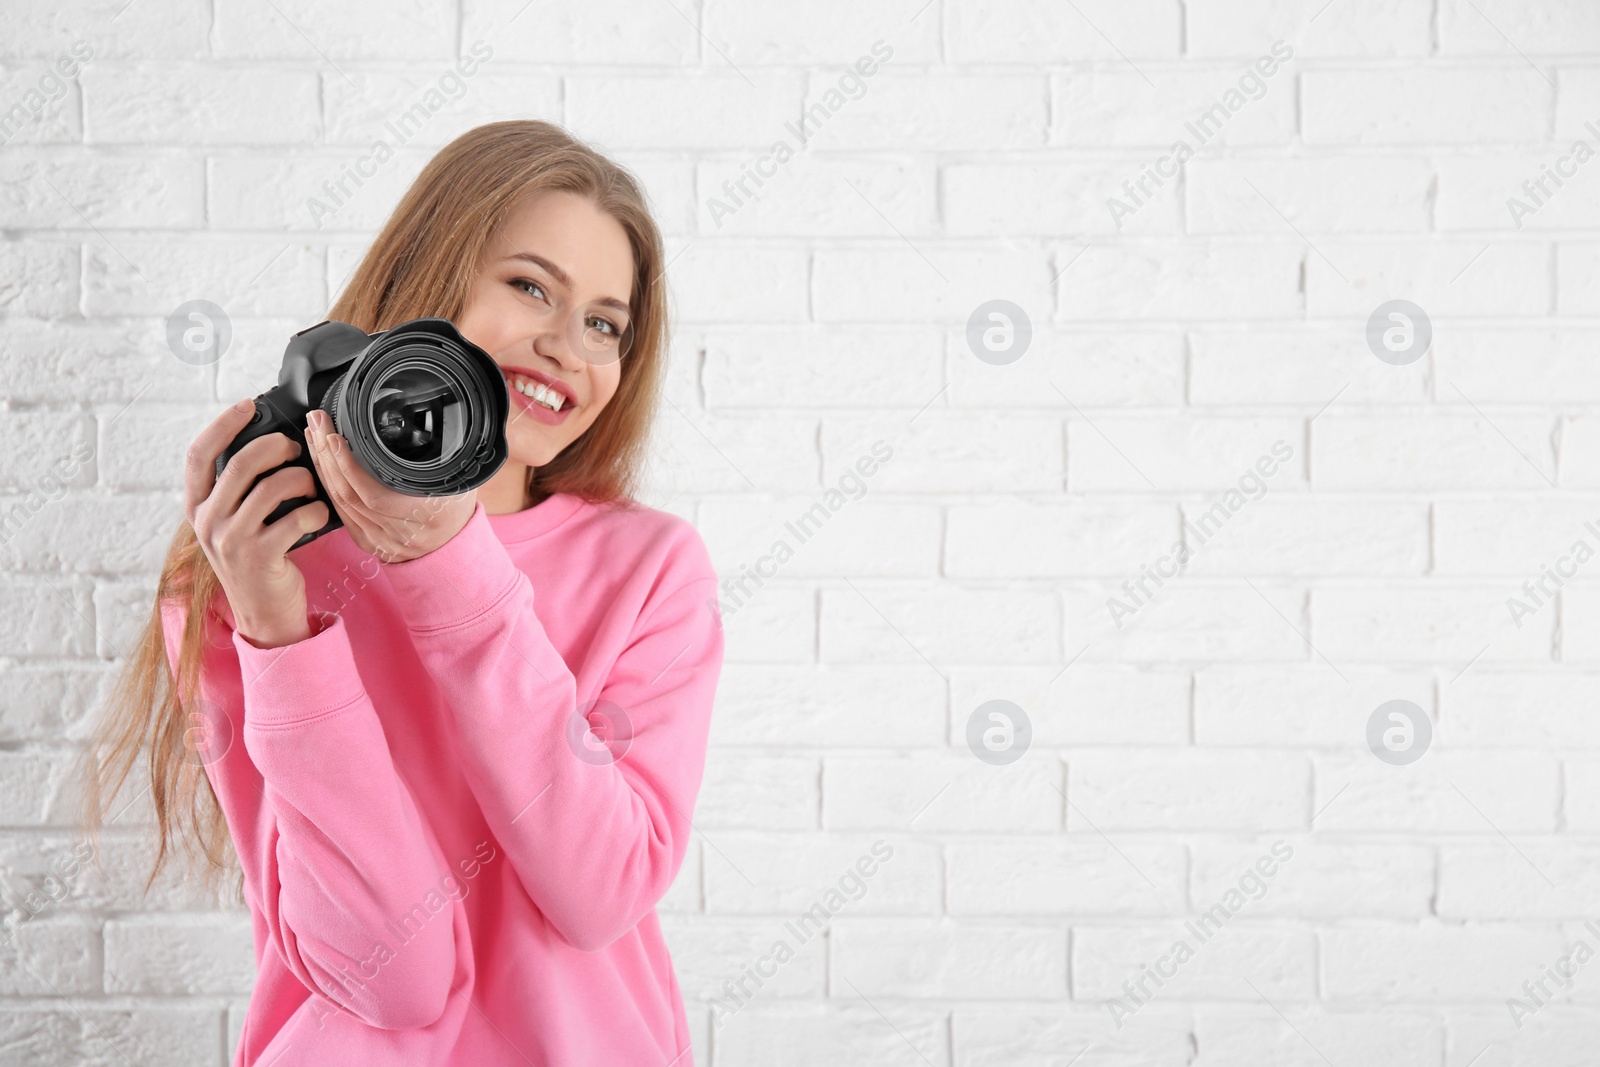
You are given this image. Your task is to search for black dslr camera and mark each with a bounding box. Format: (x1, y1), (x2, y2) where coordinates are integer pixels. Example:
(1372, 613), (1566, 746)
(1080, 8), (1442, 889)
(216, 318), (510, 551)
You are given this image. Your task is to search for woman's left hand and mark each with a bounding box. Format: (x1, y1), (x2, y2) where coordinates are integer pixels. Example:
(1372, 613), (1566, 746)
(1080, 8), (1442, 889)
(304, 408), (477, 563)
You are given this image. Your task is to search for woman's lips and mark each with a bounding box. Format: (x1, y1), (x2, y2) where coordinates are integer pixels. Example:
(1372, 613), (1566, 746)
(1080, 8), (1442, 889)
(505, 371), (574, 425)
(500, 364), (578, 407)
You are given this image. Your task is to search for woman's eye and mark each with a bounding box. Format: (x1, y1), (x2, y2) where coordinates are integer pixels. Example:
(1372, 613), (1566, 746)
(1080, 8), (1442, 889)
(511, 278), (546, 300)
(588, 315), (621, 336)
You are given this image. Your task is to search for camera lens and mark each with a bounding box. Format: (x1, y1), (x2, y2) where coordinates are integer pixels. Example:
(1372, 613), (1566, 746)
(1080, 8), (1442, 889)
(319, 319), (508, 496)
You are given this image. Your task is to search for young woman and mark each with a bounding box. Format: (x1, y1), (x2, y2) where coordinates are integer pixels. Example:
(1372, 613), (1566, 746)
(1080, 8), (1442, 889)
(81, 120), (724, 1066)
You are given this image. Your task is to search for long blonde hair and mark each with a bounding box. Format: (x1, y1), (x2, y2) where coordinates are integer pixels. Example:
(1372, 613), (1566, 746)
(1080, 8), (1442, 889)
(78, 120), (672, 899)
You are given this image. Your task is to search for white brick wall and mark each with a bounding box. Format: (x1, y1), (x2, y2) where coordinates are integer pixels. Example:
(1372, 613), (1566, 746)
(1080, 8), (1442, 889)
(2, 0), (1598, 1064)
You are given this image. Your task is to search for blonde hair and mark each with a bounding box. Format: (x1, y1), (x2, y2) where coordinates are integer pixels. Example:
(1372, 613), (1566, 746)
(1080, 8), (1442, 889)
(78, 120), (671, 898)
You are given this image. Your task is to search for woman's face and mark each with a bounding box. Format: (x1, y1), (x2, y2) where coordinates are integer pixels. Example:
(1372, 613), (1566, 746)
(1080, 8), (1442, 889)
(455, 189), (635, 469)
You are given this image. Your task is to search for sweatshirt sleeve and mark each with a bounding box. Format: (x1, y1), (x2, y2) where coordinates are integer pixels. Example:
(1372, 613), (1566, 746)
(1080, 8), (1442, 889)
(157, 595), (456, 1030)
(378, 500), (724, 952)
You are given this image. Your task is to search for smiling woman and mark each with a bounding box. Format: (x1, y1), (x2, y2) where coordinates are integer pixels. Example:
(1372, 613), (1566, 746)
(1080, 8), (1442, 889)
(80, 121), (722, 1067)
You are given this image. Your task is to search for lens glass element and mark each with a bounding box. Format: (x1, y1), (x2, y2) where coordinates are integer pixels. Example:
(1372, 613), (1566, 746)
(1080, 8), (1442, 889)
(369, 366), (465, 464)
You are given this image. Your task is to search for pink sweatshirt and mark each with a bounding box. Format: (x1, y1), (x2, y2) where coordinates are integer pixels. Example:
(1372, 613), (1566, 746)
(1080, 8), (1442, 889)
(157, 491), (724, 1066)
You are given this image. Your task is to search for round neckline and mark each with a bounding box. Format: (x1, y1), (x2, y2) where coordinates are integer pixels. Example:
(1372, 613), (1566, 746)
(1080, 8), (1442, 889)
(484, 490), (585, 543)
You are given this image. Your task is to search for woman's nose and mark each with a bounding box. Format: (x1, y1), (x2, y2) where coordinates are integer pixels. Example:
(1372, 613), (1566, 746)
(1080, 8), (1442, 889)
(532, 317), (591, 370)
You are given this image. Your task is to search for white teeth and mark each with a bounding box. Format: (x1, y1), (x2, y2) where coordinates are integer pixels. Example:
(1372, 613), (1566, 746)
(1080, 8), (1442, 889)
(510, 374), (565, 412)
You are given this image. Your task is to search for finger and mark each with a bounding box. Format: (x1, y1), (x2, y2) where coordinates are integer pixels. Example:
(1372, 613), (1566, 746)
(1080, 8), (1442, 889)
(234, 462), (316, 531)
(307, 438), (385, 547)
(261, 499), (332, 560)
(329, 493), (386, 557)
(184, 399), (263, 522)
(207, 432), (302, 526)
(323, 431), (397, 512)
(308, 429), (367, 521)
(308, 407), (409, 515)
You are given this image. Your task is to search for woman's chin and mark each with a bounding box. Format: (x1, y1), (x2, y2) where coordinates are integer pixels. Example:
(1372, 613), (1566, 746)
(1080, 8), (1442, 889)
(506, 427), (561, 469)
(508, 442), (559, 469)
(508, 454), (546, 471)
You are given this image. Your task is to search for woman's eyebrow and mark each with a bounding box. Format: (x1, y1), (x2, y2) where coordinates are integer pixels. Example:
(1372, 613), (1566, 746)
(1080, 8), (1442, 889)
(506, 251), (631, 315)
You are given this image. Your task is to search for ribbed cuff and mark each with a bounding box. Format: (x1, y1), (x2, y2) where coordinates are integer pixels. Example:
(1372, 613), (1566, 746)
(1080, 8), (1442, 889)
(380, 500), (522, 633)
(232, 611), (367, 727)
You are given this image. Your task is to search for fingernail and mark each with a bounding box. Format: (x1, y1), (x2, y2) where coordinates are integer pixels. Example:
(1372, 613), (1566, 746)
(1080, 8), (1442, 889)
(234, 398), (254, 413)
(330, 434), (342, 454)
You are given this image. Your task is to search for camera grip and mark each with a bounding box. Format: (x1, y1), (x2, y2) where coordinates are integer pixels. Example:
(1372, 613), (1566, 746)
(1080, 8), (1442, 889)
(215, 399), (342, 552)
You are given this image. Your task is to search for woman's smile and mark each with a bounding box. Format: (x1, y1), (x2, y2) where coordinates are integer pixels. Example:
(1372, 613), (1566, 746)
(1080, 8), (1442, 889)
(501, 363), (577, 425)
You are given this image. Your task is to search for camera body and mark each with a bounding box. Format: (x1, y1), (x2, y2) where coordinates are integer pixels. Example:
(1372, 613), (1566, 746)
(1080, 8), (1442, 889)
(216, 318), (510, 552)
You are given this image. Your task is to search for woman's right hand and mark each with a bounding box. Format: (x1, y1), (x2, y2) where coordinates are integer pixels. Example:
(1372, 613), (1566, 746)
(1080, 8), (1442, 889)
(185, 398), (332, 649)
